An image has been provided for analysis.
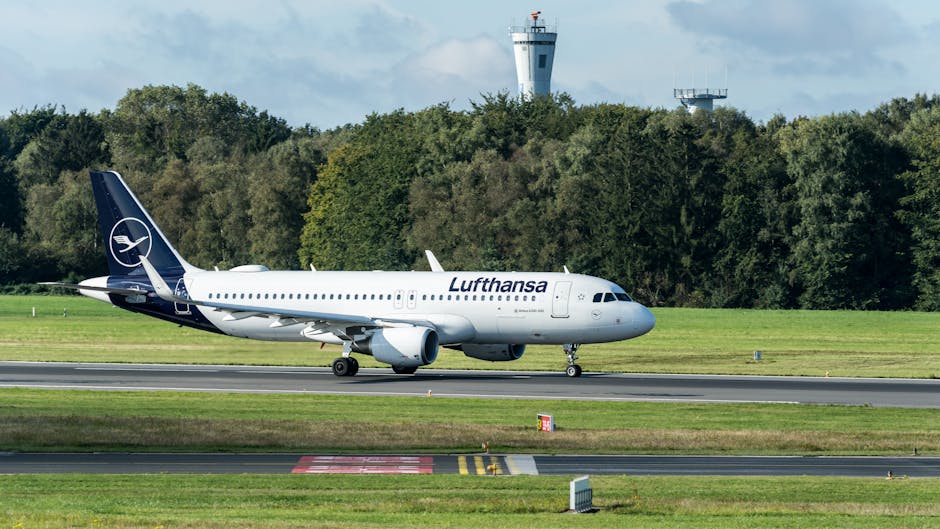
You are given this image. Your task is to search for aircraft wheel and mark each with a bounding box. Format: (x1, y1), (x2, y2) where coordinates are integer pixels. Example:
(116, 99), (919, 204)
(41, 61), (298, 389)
(392, 365), (418, 375)
(348, 357), (359, 376)
(565, 364), (582, 378)
(332, 357), (351, 377)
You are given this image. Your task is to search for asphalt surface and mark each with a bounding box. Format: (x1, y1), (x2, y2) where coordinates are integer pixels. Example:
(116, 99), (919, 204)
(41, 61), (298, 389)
(2, 361), (940, 407)
(3, 362), (940, 477)
(2, 452), (938, 477)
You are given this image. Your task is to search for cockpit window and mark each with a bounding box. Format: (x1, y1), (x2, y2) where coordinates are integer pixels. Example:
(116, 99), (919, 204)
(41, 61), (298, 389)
(603, 292), (615, 302)
(615, 293), (632, 302)
(592, 293), (603, 303)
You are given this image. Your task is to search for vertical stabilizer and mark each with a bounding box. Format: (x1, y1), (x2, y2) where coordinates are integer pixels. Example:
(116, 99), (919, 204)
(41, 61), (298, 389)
(90, 170), (199, 277)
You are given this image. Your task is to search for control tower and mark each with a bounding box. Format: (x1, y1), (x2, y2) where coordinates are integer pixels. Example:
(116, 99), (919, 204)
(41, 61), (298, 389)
(510, 11), (557, 99)
(674, 87), (728, 113)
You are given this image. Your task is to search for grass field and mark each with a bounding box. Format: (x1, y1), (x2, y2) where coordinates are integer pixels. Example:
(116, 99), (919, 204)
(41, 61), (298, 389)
(2, 388), (938, 454)
(4, 296), (940, 526)
(3, 295), (940, 377)
(4, 474), (940, 529)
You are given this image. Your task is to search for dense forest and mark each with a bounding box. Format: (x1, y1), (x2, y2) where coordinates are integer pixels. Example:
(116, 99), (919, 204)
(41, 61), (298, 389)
(2, 84), (940, 310)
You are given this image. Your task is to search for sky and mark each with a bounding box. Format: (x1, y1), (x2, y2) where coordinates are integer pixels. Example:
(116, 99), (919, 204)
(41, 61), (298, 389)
(2, 0), (940, 128)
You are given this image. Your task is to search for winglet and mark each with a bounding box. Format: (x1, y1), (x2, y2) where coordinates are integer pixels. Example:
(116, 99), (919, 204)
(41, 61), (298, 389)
(139, 255), (187, 303)
(563, 265), (571, 275)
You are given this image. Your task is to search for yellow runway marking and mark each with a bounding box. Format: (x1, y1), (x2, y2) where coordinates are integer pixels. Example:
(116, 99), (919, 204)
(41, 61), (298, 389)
(488, 456), (503, 475)
(457, 456), (468, 475)
(474, 455), (486, 475)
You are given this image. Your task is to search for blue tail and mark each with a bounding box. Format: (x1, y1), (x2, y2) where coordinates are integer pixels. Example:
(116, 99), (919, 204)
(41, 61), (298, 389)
(91, 171), (198, 277)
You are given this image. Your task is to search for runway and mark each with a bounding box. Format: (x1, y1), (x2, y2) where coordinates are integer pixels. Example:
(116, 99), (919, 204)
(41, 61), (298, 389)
(2, 361), (940, 407)
(2, 452), (938, 477)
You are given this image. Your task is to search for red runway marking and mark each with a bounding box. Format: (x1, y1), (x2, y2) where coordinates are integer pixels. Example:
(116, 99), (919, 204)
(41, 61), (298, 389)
(292, 456), (434, 474)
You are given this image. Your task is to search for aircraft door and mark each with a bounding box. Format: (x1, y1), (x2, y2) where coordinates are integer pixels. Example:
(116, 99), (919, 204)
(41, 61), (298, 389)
(394, 289), (405, 309)
(551, 281), (571, 318)
(174, 278), (192, 315)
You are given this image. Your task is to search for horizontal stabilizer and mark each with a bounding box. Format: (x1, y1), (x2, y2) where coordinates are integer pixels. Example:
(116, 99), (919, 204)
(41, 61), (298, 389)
(38, 282), (148, 297)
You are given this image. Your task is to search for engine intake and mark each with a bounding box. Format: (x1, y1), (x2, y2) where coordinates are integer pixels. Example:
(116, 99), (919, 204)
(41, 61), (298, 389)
(352, 327), (439, 368)
(461, 343), (526, 362)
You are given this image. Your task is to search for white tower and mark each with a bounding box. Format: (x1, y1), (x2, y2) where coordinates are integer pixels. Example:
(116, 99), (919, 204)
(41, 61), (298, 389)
(510, 11), (557, 99)
(674, 87), (728, 113)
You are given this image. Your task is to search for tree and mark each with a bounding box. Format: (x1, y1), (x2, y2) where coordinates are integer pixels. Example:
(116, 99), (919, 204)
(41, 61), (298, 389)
(897, 107), (940, 309)
(247, 137), (324, 269)
(710, 112), (794, 308)
(299, 111), (420, 270)
(780, 113), (911, 309)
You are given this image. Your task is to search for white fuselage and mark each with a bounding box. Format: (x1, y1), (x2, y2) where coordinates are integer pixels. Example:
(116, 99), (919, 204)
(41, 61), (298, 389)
(178, 270), (654, 345)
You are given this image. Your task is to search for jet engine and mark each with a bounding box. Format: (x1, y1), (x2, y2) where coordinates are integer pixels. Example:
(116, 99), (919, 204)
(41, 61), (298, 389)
(461, 343), (526, 362)
(352, 327), (439, 368)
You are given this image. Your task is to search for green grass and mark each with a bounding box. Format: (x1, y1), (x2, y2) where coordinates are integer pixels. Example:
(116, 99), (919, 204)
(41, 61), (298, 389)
(2, 389), (938, 454)
(3, 295), (940, 377)
(4, 474), (940, 528)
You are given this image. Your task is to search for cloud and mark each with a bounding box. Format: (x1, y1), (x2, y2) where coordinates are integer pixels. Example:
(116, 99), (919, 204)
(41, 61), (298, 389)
(666, 0), (914, 76)
(388, 36), (515, 107)
(352, 5), (428, 53)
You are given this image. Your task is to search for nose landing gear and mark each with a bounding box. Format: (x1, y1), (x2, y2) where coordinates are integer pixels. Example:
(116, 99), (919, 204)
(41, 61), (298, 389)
(563, 343), (582, 377)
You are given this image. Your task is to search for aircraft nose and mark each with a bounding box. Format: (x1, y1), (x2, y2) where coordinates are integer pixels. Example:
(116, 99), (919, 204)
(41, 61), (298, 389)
(626, 302), (656, 337)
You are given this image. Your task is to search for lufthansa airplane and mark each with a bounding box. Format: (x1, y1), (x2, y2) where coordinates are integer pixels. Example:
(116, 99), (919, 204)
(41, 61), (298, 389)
(42, 171), (655, 377)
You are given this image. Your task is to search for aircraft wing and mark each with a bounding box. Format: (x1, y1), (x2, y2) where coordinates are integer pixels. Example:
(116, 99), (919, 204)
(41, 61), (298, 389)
(137, 256), (434, 336)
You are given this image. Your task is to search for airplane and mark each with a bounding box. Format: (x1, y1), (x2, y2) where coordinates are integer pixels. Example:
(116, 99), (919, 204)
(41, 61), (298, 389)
(42, 171), (655, 377)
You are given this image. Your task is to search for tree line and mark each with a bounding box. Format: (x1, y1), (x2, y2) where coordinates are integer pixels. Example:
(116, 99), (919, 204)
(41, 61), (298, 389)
(2, 84), (940, 310)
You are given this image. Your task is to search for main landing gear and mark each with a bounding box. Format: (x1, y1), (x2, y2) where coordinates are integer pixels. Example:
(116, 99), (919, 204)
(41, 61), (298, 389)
(563, 343), (582, 377)
(332, 356), (359, 377)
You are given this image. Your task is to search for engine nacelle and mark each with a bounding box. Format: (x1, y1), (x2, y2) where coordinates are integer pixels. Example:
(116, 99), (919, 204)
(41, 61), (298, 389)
(461, 343), (526, 362)
(353, 327), (439, 368)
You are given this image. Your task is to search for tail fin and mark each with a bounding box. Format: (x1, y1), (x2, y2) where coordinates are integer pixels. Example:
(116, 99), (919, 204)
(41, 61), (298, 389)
(91, 170), (198, 277)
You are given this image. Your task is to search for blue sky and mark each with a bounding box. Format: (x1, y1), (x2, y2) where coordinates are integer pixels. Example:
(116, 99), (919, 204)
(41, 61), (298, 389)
(2, 0), (939, 128)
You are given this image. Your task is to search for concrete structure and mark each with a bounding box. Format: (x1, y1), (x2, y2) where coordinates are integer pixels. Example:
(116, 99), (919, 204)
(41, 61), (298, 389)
(674, 87), (728, 113)
(510, 11), (557, 99)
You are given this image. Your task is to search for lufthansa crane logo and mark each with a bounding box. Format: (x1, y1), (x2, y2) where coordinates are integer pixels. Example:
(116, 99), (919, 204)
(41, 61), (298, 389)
(109, 217), (152, 268)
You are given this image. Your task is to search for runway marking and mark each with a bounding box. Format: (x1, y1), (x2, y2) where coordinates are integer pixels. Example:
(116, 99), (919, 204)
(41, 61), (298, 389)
(74, 367), (220, 373)
(458, 455), (503, 475)
(0, 383), (801, 404)
(291, 456), (433, 474)
(506, 455), (538, 475)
